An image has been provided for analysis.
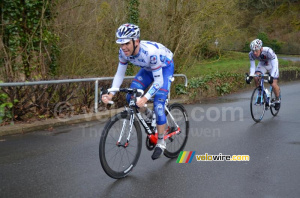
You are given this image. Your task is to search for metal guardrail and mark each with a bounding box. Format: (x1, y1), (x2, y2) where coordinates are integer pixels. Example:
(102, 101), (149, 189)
(0, 74), (188, 113)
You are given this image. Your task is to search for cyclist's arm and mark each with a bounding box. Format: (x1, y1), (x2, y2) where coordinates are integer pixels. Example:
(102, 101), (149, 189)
(270, 58), (279, 77)
(144, 65), (164, 100)
(249, 52), (256, 76)
(267, 48), (278, 77)
(250, 60), (256, 76)
(111, 61), (128, 95)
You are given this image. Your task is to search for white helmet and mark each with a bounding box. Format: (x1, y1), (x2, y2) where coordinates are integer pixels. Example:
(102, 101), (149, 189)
(250, 39), (263, 51)
(116, 23), (140, 44)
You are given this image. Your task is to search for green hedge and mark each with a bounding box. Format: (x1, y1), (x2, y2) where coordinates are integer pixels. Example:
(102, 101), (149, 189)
(175, 68), (300, 103)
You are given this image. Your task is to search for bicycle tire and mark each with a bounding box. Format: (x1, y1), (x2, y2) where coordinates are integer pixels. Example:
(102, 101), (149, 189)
(99, 111), (142, 179)
(250, 87), (266, 122)
(164, 103), (189, 158)
(270, 89), (280, 116)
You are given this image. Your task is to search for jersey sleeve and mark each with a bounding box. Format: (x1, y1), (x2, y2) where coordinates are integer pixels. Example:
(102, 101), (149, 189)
(249, 51), (255, 61)
(266, 48), (276, 60)
(266, 48), (278, 77)
(250, 60), (256, 76)
(111, 62), (128, 94)
(118, 48), (128, 64)
(270, 58), (279, 77)
(249, 52), (256, 75)
(111, 49), (128, 95)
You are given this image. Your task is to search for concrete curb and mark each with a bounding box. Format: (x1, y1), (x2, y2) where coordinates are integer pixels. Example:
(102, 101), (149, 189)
(0, 107), (125, 137)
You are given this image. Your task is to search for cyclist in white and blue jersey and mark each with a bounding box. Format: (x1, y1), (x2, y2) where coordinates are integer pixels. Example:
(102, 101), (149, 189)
(246, 39), (281, 110)
(102, 23), (174, 160)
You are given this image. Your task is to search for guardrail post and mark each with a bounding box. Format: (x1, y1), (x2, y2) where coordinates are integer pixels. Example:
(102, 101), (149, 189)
(95, 80), (98, 113)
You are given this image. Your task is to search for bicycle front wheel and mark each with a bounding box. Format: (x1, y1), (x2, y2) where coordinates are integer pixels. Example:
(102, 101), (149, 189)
(99, 111), (142, 179)
(164, 103), (189, 158)
(250, 87), (265, 122)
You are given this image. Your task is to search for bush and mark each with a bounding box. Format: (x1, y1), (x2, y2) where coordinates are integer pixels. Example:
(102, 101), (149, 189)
(175, 72), (245, 102)
(245, 32), (282, 53)
(257, 32), (282, 53)
(0, 92), (14, 124)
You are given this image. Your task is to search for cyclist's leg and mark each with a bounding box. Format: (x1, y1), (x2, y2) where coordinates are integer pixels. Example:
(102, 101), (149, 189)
(268, 66), (280, 99)
(272, 79), (281, 110)
(254, 63), (266, 87)
(267, 66), (280, 110)
(154, 64), (174, 127)
(126, 68), (153, 104)
(271, 79), (280, 98)
(152, 62), (174, 159)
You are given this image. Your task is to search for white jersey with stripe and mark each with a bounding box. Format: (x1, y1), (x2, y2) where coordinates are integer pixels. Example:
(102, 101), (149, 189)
(249, 47), (279, 77)
(111, 40), (174, 99)
(119, 40), (173, 71)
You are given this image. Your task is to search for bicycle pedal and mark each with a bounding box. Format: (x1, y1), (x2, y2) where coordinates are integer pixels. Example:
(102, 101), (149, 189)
(168, 126), (177, 133)
(146, 136), (155, 151)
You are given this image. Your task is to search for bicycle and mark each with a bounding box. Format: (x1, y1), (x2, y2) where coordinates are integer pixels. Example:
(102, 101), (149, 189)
(99, 87), (189, 179)
(246, 73), (281, 122)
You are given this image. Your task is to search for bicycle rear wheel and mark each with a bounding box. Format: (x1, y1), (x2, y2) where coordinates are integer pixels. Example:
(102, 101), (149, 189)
(99, 111), (142, 179)
(270, 88), (280, 116)
(250, 87), (266, 122)
(164, 103), (189, 158)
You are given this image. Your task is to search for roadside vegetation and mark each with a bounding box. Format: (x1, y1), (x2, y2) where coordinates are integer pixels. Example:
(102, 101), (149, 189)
(174, 51), (300, 102)
(1, 0), (300, 124)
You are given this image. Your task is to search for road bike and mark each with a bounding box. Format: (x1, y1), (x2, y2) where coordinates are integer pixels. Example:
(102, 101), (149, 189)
(99, 87), (189, 179)
(247, 73), (281, 122)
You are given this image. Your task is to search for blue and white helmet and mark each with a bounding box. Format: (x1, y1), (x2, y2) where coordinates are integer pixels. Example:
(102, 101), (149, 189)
(250, 39), (263, 51)
(116, 23), (140, 44)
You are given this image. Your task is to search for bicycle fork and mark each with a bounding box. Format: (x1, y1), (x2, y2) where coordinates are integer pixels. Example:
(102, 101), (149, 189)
(255, 88), (267, 106)
(116, 112), (134, 148)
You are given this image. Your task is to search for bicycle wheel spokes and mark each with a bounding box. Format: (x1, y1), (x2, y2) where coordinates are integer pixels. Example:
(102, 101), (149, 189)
(250, 87), (265, 122)
(164, 103), (189, 158)
(99, 113), (142, 179)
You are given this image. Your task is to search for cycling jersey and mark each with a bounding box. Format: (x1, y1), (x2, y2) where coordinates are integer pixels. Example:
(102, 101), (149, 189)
(112, 40), (173, 99)
(111, 40), (174, 125)
(249, 47), (279, 78)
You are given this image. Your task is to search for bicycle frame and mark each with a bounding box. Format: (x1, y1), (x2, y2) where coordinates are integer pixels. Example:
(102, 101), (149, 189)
(130, 98), (181, 145)
(107, 88), (181, 147)
(253, 74), (275, 108)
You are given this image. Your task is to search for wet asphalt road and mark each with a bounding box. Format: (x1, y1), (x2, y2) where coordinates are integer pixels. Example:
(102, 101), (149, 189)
(1, 81), (300, 198)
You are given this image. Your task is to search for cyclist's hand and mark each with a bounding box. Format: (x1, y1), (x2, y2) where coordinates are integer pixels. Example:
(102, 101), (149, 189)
(102, 94), (113, 104)
(246, 76), (253, 84)
(268, 76), (273, 84)
(136, 96), (148, 108)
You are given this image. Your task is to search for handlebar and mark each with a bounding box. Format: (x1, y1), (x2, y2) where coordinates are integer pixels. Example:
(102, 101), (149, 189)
(245, 73), (272, 84)
(245, 73), (270, 78)
(101, 88), (146, 107)
(106, 88), (144, 96)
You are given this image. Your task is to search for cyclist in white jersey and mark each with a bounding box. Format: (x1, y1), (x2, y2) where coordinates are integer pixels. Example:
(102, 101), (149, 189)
(246, 39), (281, 110)
(102, 23), (174, 160)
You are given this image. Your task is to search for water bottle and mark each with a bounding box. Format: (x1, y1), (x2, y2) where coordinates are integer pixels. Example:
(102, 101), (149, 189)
(144, 108), (153, 123)
(151, 113), (156, 128)
(265, 89), (270, 97)
(265, 89), (270, 103)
